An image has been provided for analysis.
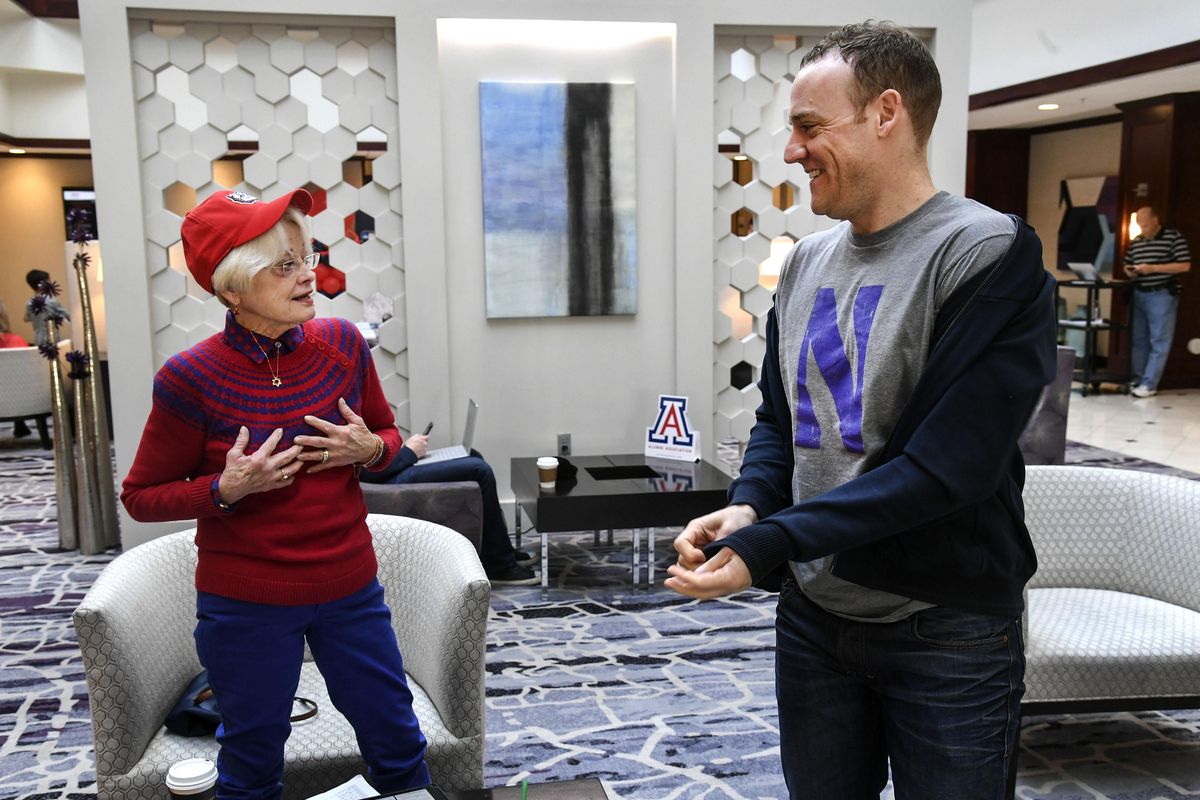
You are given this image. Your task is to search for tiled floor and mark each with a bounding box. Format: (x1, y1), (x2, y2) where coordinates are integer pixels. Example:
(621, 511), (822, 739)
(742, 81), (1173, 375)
(1067, 387), (1200, 474)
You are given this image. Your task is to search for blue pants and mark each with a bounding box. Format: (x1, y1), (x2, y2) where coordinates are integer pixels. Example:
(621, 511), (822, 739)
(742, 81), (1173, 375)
(365, 450), (518, 570)
(775, 579), (1023, 800)
(195, 580), (430, 800)
(1131, 288), (1179, 390)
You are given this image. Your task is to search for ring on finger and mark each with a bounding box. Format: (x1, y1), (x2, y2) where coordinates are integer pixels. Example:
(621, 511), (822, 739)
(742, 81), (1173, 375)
(321, 448), (330, 464)
(277, 469), (287, 482)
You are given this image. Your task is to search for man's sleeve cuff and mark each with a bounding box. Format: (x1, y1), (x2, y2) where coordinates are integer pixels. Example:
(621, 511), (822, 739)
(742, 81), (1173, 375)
(702, 522), (793, 584)
(207, 475), (234, 514)
(727, 482), (779, 522)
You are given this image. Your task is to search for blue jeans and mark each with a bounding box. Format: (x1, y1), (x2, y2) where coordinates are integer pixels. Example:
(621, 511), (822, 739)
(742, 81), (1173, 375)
(195, 580), (430, 800)
(775, 579), (1023, 800)
(364, 449), (519, 570)
(1131, 288), (1179, 390)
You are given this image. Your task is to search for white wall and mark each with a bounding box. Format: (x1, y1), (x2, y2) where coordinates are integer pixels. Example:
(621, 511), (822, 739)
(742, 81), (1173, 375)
(436, 21), (677, 493)
(79, 0), (972, 547)
(0, 16), (83, 73)
(0, 73), (10, 133)
(970, 0), (1200, 93)
(5, 71), (90, 139)
(0, 13), (87, 138)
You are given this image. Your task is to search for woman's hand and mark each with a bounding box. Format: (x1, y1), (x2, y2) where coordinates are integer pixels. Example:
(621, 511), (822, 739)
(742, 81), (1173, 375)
(218, 426), (304, 504)
(403, 433), (429, 459)
(294, 397), (379, 474)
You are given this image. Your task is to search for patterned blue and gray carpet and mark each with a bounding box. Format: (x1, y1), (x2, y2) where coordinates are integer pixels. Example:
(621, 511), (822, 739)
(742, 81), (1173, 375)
(1, 429), (1198, 799)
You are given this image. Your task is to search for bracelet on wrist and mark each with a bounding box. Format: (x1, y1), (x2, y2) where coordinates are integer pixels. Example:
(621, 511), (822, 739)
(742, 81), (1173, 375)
(368, 435), (386, 466)
(358, 434), (386, 469)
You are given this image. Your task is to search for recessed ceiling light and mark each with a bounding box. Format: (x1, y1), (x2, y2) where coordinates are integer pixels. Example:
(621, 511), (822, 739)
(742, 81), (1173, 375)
(8, 148), (26, 154)
(1037, 103), (1060, 111)
(732, 154), (749, 161)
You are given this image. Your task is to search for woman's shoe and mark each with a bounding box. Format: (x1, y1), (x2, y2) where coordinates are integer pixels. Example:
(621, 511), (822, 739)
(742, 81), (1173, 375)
(486, 562), (540, 586)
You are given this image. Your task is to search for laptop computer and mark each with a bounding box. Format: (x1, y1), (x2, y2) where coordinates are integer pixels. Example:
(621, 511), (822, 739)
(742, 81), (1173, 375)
(1066, 261), (1101, 282)
(419, 399), (478, 464)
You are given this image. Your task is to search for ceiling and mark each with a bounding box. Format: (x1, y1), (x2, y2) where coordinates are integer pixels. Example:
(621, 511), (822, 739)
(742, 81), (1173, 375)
(0, 0), (28, 22)
(5, 0), (76, 19)
(1, 0), (1195, 146)
(968, 60), (1200, 130)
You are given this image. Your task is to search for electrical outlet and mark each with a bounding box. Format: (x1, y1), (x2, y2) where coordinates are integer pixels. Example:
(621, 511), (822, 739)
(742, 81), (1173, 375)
(557, 433), (571, 456)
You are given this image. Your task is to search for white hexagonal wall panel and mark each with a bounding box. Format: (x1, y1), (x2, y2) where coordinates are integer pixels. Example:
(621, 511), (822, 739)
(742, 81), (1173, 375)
(169, 35), (205, 72)
(713, 33), (820, 460)
(191, 125), (228, 160)
(712, 31), (933, 461)
(269, 36), (304, 74)
(204, 37), (237, 72)
(131, 19), (409, 421)
(274, 97), (308, 131)
(177, 153), (213, 189)
(131, 26), (170, 70)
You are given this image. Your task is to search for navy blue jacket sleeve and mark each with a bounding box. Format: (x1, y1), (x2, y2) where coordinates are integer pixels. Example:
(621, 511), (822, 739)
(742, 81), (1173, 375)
(727, 306), (795, 520)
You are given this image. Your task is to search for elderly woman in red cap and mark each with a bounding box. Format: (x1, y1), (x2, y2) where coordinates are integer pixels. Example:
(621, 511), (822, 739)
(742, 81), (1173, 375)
(122, 189), (430, 798)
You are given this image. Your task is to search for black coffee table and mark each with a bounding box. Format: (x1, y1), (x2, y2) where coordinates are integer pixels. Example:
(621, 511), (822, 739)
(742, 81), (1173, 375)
(510, 454), (733, 590)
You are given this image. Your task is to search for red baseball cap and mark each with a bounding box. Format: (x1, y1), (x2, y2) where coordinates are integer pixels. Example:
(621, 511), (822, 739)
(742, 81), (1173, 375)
(180, 189), (314, 294)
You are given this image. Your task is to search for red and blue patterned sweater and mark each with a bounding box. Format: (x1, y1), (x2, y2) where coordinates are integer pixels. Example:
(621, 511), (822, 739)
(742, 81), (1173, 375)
(122, 313), (401, 605)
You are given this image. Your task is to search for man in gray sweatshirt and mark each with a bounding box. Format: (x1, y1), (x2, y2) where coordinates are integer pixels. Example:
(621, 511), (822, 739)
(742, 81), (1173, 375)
(668, 21), (1056, 800)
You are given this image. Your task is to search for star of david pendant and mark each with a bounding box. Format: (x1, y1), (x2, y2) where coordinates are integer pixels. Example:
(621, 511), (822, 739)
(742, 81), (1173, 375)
(272, 377), (282, 388)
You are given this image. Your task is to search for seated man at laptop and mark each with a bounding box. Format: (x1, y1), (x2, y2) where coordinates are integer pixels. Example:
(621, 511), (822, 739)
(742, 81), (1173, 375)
(361, 434), (538, 586)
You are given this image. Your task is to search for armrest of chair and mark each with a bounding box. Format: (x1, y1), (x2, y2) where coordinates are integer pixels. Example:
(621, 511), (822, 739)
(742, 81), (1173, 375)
(72, 531), (202, 778)
(361, 481), (483, 553)
(1025, 465), (1200, 612)
(369, 515), (490, 743)
(1127, 471), (1200, 613)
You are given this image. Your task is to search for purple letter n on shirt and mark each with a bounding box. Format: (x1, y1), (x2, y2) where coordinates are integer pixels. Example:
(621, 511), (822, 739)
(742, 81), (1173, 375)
(794, 285), (884, 453)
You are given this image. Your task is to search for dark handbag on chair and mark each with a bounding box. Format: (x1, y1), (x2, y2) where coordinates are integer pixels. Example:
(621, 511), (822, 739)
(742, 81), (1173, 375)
(165, 669), (318, 736)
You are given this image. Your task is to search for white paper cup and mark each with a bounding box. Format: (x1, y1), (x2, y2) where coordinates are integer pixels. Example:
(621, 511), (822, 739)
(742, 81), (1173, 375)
(536, 456), (559, 488)
(166, 758), (218, 800)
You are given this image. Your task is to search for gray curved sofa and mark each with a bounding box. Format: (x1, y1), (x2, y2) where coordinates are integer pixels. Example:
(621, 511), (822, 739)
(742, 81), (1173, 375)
(73, 515), (490, 799)
(361, 480), (483, 553)
(1023, 465), (1200, 713)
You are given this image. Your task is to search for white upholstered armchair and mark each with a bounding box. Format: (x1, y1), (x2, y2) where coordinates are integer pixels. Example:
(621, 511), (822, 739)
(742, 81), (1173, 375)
(73, 515), (490, 799)
(1022, 465), (1200, 712)
(0, 345), (53, 448)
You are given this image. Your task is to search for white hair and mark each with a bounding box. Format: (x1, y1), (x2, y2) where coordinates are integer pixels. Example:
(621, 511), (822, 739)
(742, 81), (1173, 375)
(211, 207), (311, 306)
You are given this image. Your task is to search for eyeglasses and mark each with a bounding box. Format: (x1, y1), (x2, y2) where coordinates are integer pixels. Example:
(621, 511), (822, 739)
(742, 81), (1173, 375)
(269, 252), (321, 279)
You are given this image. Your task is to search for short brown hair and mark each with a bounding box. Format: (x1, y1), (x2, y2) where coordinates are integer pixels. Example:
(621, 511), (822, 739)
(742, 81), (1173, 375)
(800, 20), (942, 146)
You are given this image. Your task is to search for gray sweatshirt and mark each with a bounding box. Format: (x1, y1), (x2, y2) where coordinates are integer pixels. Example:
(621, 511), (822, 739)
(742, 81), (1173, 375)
(774, 191), (1015, 621)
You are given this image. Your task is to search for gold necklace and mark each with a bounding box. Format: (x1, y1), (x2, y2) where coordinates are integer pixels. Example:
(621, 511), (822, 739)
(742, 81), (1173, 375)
(250, 332), (283, 388)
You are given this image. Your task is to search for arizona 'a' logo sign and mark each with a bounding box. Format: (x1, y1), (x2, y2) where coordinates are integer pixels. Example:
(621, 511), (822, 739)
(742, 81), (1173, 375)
(645, 395), (700, 462)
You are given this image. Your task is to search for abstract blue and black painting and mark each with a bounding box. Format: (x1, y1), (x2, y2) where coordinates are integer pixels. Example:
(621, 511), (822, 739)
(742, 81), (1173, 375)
(480, 82), (637, 318)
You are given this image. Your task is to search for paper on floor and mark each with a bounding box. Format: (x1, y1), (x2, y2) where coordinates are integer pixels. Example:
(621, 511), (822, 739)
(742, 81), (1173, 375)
(307, 775), (437, 800)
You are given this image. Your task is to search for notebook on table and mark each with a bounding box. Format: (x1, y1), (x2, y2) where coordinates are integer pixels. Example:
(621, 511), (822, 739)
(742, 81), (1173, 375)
(419, 399), (478, 464)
